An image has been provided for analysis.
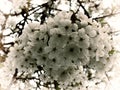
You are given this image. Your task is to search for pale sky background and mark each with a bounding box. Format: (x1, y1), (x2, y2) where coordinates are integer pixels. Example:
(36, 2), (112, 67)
(0, 0), (120, 30)
(0, 0), (120, 90)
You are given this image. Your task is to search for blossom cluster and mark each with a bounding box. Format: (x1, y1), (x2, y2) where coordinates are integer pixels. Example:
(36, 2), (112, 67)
(0, 11), (114, 89)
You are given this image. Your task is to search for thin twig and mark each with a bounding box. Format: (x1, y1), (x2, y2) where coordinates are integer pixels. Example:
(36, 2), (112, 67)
(77, 0), (90, 18)
(93, 12), (120, 20)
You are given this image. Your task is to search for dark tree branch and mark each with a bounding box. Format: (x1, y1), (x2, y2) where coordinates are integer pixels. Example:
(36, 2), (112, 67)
(77, 0), (91, 18)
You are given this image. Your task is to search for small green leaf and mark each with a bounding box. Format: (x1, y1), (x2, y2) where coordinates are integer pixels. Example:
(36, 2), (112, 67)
(109, 49), (115, 55)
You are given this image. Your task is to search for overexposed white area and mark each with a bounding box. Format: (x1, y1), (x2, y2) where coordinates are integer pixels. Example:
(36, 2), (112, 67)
(102, 0), (120, 90)
(103, 0), (120, 11)
(102, 0), (120, 31)
(0, 0), (12, 14)
(0, 0), (120, 90)
(31, 0), (49, 5)
(103, 0), (120, 52)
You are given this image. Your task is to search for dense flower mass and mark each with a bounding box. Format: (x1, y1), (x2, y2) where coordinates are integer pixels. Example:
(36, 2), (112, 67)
(0, 11), (114, 89)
